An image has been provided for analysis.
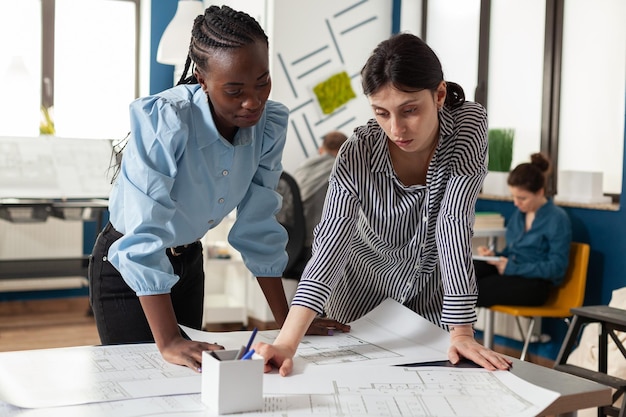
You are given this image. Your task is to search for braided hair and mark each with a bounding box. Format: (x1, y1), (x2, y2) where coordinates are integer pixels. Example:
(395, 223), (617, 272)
(108, 6), (268, 183)
(177, 5), (268, 85)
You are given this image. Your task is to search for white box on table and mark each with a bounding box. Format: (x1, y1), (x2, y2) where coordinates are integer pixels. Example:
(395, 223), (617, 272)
(556, 170), (611, 204)
(201, 349), (264, 414)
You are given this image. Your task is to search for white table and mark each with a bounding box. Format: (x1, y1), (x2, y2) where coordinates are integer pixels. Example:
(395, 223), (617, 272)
(473, 226), (506, 251)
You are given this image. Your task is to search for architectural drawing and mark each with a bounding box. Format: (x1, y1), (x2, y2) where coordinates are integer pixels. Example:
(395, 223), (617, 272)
(0, 366), (557, 417)
(0, 343), (200, 408)
(262, 367), (547, 417)
(0, 300), (556, 415)
(295, 333), (401, 365)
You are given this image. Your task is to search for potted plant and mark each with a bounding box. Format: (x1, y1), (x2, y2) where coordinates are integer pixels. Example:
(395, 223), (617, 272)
(482, 128), (514, 196)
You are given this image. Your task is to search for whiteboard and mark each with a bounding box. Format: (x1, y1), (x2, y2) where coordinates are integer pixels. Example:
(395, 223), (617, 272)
(0, 136), (113, 199)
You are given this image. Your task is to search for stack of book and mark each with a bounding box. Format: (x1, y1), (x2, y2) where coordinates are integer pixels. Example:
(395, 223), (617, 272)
(474, 211), (505, 230)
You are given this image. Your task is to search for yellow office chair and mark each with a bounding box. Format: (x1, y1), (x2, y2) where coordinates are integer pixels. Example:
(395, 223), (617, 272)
(489, 242), (591, 361)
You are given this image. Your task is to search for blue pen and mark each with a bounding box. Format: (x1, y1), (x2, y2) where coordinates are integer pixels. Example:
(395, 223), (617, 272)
(241, 349), (255, 360)
(243, 327), (258, 355)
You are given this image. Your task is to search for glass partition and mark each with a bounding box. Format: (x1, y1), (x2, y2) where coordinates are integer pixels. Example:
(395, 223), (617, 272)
(426, 0), (481, 102)
(488, 0), (545, 169)
(559, 0), (625, 195)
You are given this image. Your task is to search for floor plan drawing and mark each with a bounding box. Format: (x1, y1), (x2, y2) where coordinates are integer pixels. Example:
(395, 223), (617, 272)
(261, 365), (557, 417)
(0, 344), (200, 408)
(0, 365), (557, 417)
(295, 332), (401, 365)
(0, 301), (558, 416)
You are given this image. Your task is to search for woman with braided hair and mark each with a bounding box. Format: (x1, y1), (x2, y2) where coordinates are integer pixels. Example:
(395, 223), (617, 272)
(88, 5), (332, 372)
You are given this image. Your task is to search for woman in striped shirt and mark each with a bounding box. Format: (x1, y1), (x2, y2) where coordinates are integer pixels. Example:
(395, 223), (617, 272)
(256, 33), (512, 374)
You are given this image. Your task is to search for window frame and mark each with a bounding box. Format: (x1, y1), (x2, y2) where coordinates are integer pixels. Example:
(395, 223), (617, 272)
(420, 0), (620, 202)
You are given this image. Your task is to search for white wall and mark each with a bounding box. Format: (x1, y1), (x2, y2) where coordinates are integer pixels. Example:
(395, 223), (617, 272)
(204, 1), (393, 173)
(268, 0), (392, 174)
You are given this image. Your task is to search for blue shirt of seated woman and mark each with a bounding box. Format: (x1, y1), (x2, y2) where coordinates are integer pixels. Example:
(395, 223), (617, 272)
(475, 152), (572, 307)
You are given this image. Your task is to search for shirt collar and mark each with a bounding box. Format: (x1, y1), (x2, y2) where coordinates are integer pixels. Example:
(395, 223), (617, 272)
(369, 121), (392, 174)
(191, 86), (254, 149)
(192, 86), (218, 150)
(438, 106), (454, 139)
(537, 198), (555, 214)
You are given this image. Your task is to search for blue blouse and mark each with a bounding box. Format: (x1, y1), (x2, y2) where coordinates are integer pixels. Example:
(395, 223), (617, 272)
(497, 199), (572, 285)
(107, 84), (289, 296)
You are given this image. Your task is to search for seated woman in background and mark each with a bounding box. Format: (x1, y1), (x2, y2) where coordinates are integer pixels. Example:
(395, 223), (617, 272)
(475, 153), (572, 307)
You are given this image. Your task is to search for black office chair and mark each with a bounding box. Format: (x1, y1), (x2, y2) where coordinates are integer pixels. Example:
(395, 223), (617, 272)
(275, 171), (307, 279)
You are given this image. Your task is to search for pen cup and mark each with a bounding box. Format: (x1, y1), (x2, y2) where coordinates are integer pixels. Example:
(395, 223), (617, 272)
(201, 349), (264, 414)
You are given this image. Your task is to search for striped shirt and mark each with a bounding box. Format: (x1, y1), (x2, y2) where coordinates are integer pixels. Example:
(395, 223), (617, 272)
(291, 101), (488, 329)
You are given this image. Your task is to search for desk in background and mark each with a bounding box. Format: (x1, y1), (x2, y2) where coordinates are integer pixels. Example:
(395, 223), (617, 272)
(511, 357), (611, 416)
(473, 225), (506, 251)
(0, 198), (109, 292)
(554, 305), (626, 417)
(0, 136), (112, 293)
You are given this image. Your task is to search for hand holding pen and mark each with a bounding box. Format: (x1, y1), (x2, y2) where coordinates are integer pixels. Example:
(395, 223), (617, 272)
(236, 327), (258, 360)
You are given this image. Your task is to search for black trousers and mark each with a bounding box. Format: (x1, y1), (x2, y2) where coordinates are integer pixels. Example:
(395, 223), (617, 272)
(88, 222), (205, 345)
(474, 260), (552, 308)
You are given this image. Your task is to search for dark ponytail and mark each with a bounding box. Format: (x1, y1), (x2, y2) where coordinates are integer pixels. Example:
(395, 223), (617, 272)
(444, 81), (465, 108)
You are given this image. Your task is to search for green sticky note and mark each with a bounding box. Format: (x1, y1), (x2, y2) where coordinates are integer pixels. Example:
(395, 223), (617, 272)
(313, 71), (356, 115)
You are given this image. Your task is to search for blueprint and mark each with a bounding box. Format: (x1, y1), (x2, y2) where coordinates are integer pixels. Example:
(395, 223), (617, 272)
(0, 365), (558, 417)
(0, 299), (559, 416)
(0, 343), (200, 408)
(261, 365), (558, 417)
(182, 297), (451, 370)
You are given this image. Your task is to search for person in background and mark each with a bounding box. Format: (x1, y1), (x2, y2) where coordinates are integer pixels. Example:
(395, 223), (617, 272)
(474, 153), (572, 307)
(89, 5), (293, 373)
(254, 32), (512, 376)
(291, 131), (349, 275)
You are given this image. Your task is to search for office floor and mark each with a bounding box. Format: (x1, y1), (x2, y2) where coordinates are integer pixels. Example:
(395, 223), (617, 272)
(0, 297), (99, 352)
(0, 296), (266, 352)
(0, 296), (554, 369)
